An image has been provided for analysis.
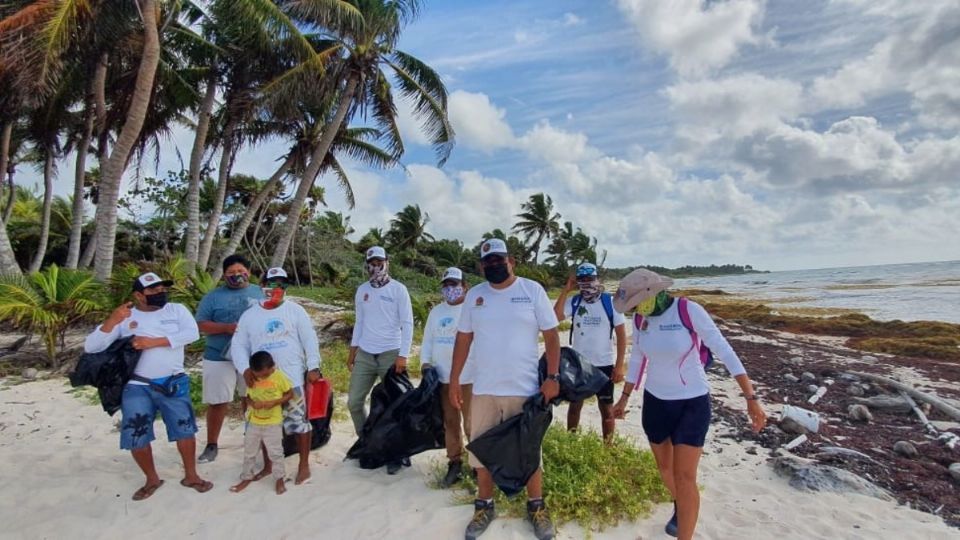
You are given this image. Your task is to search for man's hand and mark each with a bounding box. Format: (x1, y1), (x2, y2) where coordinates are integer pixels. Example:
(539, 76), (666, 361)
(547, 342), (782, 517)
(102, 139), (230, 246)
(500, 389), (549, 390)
(104, 302), (133, 330)
(449, 381), (462, 410)
(347, 351), (357, 372)
(394, 355), (407, 374)
(612, 366), (625, 384)
(306, 369), (321, 383)
(243, 368), (256, 388)
(540, 379), (560, 403)
(131, 336), (165, 350)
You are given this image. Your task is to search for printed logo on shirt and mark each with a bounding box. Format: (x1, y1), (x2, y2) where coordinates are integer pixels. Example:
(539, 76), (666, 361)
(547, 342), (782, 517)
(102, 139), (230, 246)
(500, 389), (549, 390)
(510, 296), (532, 304)
(266, 319), (286, 335)
(580, 315), (603, 326)
(129, 321), (139, 330)
(659, 323), (684, 331)
(363, 293), (369, 302)
(475, 297), (484, 307)
(439, 316), (454, 329)
(161, 319), (178, 325)
(380, 295), (394, 303)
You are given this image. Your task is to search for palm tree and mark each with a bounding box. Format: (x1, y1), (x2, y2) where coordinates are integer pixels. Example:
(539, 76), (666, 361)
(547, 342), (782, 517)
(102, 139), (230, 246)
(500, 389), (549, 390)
(512, 193), (561, 265)
(386, 204), (433, 252)
(268, 0), (454, 268)
(315, 210), (354, 239)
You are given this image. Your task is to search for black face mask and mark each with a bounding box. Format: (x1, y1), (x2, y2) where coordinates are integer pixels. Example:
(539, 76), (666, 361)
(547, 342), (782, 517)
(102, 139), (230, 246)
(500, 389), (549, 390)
(483, 263), (510, 284)
(145, 291), (168, 308)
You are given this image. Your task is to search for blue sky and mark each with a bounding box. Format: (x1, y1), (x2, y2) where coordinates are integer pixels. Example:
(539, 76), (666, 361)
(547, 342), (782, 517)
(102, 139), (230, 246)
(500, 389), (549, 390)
(37, 0), (960, 271)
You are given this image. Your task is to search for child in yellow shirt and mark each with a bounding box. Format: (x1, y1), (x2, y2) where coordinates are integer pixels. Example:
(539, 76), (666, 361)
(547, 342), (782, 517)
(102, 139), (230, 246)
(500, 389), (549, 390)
(230, 351), (293, 495)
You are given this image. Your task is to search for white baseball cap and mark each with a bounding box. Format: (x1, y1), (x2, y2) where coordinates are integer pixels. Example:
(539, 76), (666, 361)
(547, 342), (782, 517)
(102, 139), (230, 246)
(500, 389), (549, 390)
(263, 267), (289, 282)
(479, 238), (508, 259)
(133, 272), (173, 292)
(441, 267), (463, 282)
(365, 246), (387, 261)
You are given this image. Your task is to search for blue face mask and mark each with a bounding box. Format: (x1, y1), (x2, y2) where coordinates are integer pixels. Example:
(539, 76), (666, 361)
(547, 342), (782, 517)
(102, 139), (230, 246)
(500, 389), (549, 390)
(442, 285), (464, 304)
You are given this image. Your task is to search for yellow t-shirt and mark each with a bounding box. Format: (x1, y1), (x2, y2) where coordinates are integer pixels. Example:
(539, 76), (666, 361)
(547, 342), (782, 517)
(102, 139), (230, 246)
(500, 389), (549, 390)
(246, 369), (293, 426)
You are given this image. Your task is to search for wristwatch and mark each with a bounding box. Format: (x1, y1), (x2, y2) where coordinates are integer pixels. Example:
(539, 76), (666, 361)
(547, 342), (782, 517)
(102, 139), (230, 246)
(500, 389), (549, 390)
(546, 373), (560, 382)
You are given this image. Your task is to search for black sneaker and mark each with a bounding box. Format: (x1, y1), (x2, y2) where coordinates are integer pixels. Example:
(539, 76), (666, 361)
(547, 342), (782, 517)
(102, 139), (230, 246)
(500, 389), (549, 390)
(465, 499), (495, 540)
(665, 501), (678, 537)
(441, 460), (463, 488)
(526, 499), (555, 540)
(386, 460), (403, 475)
(197, 444), (218, 463)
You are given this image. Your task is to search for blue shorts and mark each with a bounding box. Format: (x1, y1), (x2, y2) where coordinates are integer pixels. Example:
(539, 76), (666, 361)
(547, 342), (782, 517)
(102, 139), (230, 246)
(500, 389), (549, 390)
(641, 391), (711, 447)
(119, 376), (197, 450)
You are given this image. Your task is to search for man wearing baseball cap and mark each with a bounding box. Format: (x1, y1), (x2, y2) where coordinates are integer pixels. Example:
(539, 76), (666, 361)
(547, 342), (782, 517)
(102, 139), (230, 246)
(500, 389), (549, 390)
(348, 246), (415, 475)
(232, 267), (322, 485)
(420, 267), (474, 487)
(83, 272), (210, 501)
(610, 268), (766, 540)
(553, 262), (626, 442)
(450, 238), (561, 540)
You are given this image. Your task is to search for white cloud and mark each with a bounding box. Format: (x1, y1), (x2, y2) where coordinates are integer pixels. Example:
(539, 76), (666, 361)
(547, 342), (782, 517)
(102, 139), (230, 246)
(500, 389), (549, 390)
(562, 13), (583, 27)
(447, 90), (516, 153)
(616, 0), (767, 76)
(518, 121), (596, 163)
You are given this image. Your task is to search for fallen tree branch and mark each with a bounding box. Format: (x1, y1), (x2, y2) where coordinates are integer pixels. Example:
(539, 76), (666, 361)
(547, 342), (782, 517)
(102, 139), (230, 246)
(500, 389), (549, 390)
(847, 371), (960, 422)
(898, 390), (938, 436)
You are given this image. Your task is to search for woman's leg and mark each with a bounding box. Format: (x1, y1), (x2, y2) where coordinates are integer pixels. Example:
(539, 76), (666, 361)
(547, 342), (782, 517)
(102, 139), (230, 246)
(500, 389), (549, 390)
(648, 440), (677, 499)
(672, 444), (703, 540)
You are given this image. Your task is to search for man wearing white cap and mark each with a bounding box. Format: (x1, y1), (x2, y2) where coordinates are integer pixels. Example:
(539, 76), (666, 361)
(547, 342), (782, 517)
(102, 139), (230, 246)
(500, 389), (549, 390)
(84, 272), (211, 501)
(232, 267), (322, 485)
(420, 267), (474, 487)
(450, 238), (561, 540)
(348, 246), (415, 474)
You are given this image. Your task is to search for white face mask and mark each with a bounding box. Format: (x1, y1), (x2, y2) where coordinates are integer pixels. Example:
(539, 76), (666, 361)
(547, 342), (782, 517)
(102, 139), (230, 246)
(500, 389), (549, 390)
(441, 285), (464, 304)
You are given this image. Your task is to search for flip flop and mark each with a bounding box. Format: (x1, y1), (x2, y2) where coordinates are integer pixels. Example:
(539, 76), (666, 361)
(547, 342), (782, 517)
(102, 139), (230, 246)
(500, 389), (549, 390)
(180, 478), (214, 493)
(132, 480), (164, 501)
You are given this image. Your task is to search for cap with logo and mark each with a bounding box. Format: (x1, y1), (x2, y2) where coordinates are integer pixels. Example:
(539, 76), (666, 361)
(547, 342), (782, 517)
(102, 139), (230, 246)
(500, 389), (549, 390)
(479, 238), (508, 259)
(612, 268), (674, 313)
(365, 246), (387, 261)
(133, 272), (174, 292)
(576, 263), (598, 278)
(441, 267), (464, 283)
(263, 267), (290, 283)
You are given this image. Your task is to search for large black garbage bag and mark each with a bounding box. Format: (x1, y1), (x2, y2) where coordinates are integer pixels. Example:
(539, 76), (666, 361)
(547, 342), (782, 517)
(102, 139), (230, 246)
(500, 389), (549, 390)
(539, 346), (610, 403)
(283, 389), (335, 457)
(346, 367), (445, 469)
(466, 394), (553, 497)
(69, 337), (141, 416)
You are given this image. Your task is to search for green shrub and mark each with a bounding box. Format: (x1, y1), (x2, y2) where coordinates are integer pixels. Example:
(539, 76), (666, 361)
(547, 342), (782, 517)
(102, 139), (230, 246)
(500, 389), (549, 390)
(188, 372), (207, 414)
(321, 341), (352, 394)
(557, 320), (572, 332)
(433, 426), (670, 531)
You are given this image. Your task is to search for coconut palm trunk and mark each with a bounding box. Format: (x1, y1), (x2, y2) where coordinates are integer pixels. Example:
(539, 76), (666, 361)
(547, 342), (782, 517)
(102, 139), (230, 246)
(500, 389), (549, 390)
(198, 118), (238, 271)
(185, 76), (217, 268)
(270, 75), (359, 268)
(210, 153), (294, 281)
(0, 122), (19, 275)
(93, 0), (161, 281)
(29, 153), (55, 273)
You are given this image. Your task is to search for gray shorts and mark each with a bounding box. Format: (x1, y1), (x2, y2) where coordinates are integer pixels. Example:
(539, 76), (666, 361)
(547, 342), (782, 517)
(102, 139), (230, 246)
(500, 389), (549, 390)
(202, 360), (246, 405)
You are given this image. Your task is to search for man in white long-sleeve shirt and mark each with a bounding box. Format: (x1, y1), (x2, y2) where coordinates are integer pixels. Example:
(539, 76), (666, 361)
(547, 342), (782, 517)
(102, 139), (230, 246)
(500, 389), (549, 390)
(232, 267), (322, 485)
(83, 272), (211, 501)
(420, 267), (474, 487)
(347, 246), (414, 474)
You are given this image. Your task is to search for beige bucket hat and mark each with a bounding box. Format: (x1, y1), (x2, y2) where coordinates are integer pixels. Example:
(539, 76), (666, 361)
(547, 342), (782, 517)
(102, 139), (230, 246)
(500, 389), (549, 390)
(612, 268), (674, 313)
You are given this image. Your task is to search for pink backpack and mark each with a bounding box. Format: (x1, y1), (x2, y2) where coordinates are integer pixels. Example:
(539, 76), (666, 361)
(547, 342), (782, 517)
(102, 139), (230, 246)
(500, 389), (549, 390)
(632, 297), (714, 386)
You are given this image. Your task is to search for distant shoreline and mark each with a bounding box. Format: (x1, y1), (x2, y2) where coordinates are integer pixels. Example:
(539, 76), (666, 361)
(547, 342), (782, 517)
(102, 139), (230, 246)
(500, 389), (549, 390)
(606, 265), (768, 280)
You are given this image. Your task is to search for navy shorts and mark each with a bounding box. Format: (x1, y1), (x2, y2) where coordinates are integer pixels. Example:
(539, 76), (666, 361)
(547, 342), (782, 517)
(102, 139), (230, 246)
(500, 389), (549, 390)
(641, 391), (711, 447)
(595, 365), (615, 404)
(119, 376), (197, 450)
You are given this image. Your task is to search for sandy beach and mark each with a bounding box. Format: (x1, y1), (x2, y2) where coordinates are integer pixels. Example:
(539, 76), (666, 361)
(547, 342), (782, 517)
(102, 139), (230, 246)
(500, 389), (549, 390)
(1, 365), (955, 540)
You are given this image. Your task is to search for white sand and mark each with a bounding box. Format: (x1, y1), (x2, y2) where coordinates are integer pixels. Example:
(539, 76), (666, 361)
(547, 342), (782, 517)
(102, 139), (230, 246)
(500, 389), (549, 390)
(0, 378), (954, 540)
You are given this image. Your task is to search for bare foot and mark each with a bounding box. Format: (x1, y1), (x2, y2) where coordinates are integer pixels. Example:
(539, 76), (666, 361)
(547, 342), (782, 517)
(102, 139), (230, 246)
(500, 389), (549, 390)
(230, 479), (252, 493)
(252, 466), (272, 481)
(275, 479), (287, 495)
(294, 467), (311, 485)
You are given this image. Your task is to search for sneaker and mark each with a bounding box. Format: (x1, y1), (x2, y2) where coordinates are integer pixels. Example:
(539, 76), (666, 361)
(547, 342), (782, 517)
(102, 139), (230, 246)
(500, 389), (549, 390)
(401, 457), (411, 467)
(665, 501), (678, 537)
(386, 460), (403, 475)
(464, 499), (496, 540)
(197, 444), (218, 463)
(441, 460), (463, 488)
(526, 499), (555, 540)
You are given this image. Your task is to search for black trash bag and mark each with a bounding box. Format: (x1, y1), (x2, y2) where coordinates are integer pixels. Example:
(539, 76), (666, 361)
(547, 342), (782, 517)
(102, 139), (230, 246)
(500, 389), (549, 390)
(538, 346), (609, 404)
(346, 367), (445, 469)
(466, 394), (553, 497)
(69, 336), (141, 415)
(282, 389), (335, 457)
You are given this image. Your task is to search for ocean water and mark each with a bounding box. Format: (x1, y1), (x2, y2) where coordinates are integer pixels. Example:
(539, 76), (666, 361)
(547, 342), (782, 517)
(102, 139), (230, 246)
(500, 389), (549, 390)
(676, 260), (960, 324)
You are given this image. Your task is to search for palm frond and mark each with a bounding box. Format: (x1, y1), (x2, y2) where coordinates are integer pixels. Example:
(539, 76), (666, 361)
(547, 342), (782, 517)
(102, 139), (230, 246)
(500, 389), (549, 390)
(385, 50), (454, 165)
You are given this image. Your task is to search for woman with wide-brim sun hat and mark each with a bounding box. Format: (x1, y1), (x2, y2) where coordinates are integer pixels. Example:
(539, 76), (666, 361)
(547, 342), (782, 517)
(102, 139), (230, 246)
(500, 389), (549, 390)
(611, 268), (767, 540)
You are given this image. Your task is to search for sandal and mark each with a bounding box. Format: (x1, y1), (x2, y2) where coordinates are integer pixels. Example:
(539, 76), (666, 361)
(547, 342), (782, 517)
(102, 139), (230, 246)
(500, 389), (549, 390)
(132, 480), (164, 501)
(180, 478), (214, 493)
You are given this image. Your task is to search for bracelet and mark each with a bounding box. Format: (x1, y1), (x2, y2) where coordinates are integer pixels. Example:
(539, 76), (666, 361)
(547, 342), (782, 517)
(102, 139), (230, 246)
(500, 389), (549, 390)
(622, 391), (631, 398)
(743, 394), (760, 400)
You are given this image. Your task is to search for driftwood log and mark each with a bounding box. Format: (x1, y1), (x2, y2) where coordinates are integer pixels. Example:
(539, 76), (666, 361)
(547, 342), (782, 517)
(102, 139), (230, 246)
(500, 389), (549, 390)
(851, 395), (913, 414)
(898, 391), (938, 435)
(846, 371), (960, 422)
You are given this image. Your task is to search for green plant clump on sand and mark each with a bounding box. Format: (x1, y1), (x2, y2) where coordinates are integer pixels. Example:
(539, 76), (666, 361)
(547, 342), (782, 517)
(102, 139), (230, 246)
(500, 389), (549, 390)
(434, 426), (670, 531)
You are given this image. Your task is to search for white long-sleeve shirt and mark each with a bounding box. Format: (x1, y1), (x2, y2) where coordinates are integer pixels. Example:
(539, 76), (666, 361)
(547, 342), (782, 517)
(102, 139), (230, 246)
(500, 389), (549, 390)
(626, 299), (746, 400)
(84, 303), (199, 383)
(420, 301), (474, 384)
(232, 300), (321, 388)
(351, 280), (414, 357)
